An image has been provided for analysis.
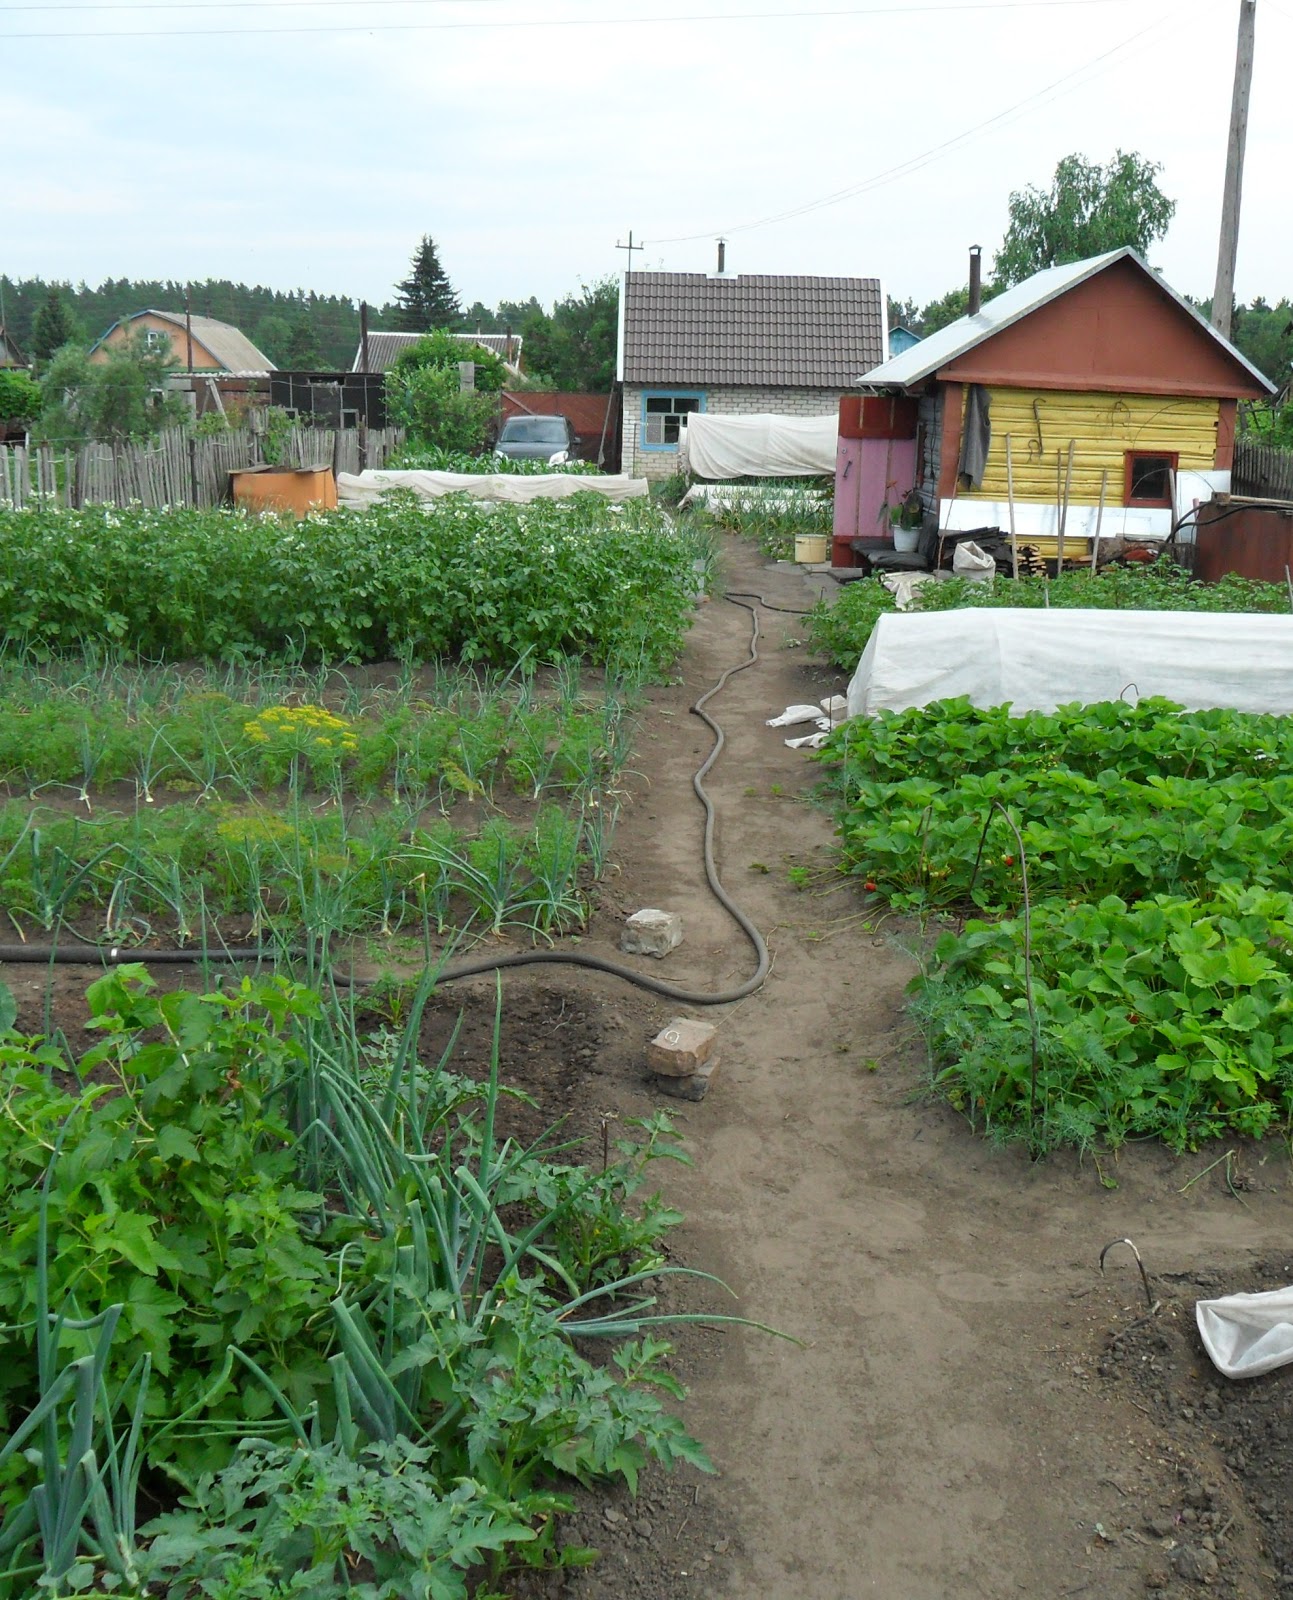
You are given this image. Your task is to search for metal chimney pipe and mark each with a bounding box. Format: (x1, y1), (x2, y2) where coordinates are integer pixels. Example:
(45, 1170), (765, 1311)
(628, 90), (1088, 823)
(360, 300), (370, 373)
(968, 245), (983, 316)
(716, 238), (727, 275)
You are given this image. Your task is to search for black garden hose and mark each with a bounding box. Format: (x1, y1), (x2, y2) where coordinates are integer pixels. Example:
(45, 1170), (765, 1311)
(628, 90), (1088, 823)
(0, 596), (777, 1008)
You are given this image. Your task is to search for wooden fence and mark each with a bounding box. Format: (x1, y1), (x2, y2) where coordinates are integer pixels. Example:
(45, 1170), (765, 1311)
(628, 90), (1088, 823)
(0, 424), (405, 510)
(1233, 436), (1293, 502)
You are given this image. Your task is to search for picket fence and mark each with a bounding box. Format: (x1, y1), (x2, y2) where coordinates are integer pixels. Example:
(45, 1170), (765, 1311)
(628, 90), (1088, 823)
(0, 424), (405, 510)
(1233, 436), (1293, 502)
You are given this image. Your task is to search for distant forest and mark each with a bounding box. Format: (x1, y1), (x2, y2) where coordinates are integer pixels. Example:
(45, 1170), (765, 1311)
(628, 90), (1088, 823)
(0, 277), (400, 371)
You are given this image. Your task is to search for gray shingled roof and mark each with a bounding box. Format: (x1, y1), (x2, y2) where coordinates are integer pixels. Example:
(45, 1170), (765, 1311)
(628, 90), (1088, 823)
(620, 272), (884, 388)
(91, 311), (275, 374)
(352, 331), (523, 373)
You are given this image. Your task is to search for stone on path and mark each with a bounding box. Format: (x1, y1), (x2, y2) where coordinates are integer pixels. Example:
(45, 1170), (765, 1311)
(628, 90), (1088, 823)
(622, 908), (684, 958)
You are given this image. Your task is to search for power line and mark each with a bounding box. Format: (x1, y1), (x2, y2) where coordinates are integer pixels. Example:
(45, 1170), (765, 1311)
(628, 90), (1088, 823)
(0, 0), (1155, 39)
(645, 0), (1198, 245)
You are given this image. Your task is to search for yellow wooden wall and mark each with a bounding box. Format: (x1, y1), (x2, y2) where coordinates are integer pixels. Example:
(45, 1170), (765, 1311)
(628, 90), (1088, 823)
(961, 388), (1219, 505)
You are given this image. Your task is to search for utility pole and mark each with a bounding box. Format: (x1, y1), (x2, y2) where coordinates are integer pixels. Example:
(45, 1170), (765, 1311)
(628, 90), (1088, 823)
(615, 230), (643, 272)
(1211, 0), (1256, 342)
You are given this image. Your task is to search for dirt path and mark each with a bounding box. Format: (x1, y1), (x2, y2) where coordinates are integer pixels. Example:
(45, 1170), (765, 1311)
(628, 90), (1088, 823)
(562, 536), (1293, 1599)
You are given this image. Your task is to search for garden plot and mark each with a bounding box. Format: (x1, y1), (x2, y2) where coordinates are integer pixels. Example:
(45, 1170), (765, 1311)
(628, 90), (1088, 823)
(820, 692), (1293, 1153)
(0, 654), (639, 951)
(0, 491), (731, 1600)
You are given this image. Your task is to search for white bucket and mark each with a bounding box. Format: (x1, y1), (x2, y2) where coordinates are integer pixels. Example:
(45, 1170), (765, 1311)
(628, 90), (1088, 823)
(795, 533), (829, 564)
(892, 526), (920, 554)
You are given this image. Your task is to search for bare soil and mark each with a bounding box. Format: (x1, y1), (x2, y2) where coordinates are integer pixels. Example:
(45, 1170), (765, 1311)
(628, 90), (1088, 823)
(8, 534), (1293, 1598)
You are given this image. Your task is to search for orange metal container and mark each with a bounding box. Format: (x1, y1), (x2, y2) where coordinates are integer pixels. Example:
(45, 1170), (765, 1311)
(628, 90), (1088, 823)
(230, 466), (338, 517)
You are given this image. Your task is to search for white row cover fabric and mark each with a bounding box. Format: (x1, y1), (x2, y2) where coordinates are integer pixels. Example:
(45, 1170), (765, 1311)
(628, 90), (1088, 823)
(679, 412), (838, 479)
(336, 470), (648, 508)
(1198, 1289), (1293, 1380)
(845, 608), (1293, 720)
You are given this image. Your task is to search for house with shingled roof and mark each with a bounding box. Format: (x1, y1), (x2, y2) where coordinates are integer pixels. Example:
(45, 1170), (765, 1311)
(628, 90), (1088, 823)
(89, 310), (275, 375)
(617, 270), (885, 481)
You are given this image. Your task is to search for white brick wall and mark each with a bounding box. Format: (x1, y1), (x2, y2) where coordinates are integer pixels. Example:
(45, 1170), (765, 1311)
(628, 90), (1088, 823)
(622, 384), (844, 480)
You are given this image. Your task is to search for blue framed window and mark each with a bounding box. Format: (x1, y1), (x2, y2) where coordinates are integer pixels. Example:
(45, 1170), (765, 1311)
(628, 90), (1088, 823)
(641, 389), (705, 450)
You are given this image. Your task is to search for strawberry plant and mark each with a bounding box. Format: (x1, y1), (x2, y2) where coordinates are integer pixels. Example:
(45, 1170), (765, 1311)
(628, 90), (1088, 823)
(821, 697), (1293, 1151)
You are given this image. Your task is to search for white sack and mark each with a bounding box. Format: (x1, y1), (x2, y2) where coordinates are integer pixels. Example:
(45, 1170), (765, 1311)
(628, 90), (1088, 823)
(679, 413), (838, 479)
(845, 608), (1293, 720)
(1198, 1289), (1293, 1379)
(337, 470), (648, 508)
(767, 704), (826, 727)
(952, 540), (995, 584)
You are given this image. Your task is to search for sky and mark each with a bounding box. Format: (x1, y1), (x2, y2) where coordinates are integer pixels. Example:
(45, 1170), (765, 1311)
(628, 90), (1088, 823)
(2, 0), (1291, 319)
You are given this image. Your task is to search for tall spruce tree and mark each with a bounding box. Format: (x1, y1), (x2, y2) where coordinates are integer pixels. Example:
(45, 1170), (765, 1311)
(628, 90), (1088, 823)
(31, 287), (81, 361)
(393, 236), (460, 332)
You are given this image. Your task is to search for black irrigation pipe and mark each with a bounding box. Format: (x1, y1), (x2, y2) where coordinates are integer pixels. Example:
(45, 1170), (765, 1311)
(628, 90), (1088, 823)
(0, 595), (777, 1008)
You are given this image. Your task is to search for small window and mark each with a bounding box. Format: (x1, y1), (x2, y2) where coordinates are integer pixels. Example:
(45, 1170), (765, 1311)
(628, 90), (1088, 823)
(642, 391), (703, 448)
(1125, 451), (1178, 508)
(144, 328), (168, 350)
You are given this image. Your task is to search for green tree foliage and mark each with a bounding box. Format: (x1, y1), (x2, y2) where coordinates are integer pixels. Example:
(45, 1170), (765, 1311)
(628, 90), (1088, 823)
(283, 316), (324, 368)
(253, 314), (293, 365)
(993, 150), (1176, 287)
(36, 333), (188, 444)
(521, 279), (618, 392)
(1219, 297), (1293, 390)
(30, 287), (81, 362)
(390, 329), (507, 392)
(386, 330), (503, 452)
(392, 236), (461, 332)
(0, 371), (41, 424)
(387, 369), (497, 453)
(887, 297), (920, 336)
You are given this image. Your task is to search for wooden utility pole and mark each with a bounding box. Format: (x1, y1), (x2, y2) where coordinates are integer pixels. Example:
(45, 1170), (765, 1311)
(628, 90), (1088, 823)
(615, 230), (643, 272)
(1211, 0), (1257, 342)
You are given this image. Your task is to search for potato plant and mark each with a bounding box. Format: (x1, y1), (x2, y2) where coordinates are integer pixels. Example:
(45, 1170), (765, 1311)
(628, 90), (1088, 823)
(0, 493), (702, 670)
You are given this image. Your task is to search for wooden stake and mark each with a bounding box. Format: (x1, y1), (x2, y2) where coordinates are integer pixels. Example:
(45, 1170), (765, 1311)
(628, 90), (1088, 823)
(1090, 467), (1108, 573)
(1056, 439), (1075, 568)
(1005, 433), (1019, 580)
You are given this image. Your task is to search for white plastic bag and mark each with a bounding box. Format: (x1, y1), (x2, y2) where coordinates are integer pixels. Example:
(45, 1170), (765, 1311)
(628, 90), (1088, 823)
(1197, 1287), (1293, 1378)
(952, 540), (995, 585)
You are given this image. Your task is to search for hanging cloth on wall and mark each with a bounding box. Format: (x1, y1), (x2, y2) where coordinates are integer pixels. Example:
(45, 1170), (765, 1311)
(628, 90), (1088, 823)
(957, 384), (991, 488)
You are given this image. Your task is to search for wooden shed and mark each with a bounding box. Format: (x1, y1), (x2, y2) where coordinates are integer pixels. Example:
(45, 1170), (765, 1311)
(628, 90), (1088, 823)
(836, 249), (1275, 567)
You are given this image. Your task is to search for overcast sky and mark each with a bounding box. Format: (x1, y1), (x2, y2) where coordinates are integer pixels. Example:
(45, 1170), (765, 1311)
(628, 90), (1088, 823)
(3, 0), (1290, 320)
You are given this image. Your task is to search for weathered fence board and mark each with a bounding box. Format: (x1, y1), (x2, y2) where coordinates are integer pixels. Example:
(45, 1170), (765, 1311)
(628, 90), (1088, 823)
(1233, 437), (1293, 502)
(0, 425), (403, 510)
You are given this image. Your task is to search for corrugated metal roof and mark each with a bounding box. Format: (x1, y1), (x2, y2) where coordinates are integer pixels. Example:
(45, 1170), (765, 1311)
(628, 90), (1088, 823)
(90, 310), (276, 374)
(620, 272), (884, 387)
(857, 249), (1275, 394)
(353, 330), (523, 373)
